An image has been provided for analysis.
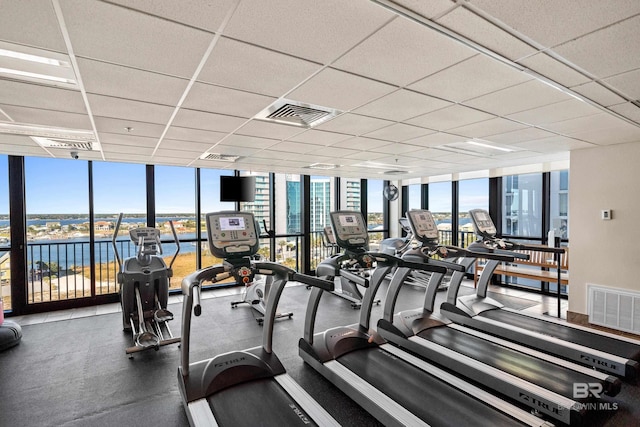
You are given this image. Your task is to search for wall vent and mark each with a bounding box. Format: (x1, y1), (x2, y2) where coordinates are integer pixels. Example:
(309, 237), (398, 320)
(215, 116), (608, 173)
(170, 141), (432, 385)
(199, 153), (240, 162)
(255, 99), (342, 128)
(588, 284), (640, 334)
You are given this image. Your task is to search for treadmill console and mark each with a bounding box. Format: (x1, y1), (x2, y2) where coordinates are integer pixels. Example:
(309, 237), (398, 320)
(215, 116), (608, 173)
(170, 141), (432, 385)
(206, 211), (259, 259)
(329, 211), (369, 250)
(323, 226), (337, 245)
(469, 209), (497, 239)
(406, 210), (439, 243)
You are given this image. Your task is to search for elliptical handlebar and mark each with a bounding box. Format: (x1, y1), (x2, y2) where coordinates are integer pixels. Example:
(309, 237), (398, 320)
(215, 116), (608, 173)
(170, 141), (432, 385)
(112, 213), (124, 269)
(168, 220), (180, 269)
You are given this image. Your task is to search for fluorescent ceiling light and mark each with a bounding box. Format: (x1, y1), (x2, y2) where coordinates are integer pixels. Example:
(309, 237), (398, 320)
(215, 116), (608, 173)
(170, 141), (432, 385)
(353, 161), (411, 170)
(466, 140), (513, 152)
(0, 67), (76, 84)
(0, 122), (95, 141)
(306, 163), (340, 170)
(0, 48), (67, 67)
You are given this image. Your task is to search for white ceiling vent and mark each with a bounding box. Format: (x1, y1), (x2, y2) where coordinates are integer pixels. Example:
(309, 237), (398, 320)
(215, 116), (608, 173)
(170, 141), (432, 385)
(255, 99), (342, 128)
(32, 137), (98, 151)
(199, 153), (240, 162)
(305, 163), (340, 170)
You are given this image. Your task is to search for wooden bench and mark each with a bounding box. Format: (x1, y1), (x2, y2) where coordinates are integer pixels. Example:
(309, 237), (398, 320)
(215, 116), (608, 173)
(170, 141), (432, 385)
(475, 245), (569, 287)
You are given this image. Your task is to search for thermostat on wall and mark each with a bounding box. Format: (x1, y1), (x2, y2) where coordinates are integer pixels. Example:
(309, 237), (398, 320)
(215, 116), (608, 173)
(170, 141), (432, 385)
(601, 209), (612, 220)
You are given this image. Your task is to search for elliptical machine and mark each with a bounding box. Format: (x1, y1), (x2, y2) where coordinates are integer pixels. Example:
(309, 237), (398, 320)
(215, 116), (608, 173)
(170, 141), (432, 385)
(112, 213), (181, 357)
(230, 219), (293, 325)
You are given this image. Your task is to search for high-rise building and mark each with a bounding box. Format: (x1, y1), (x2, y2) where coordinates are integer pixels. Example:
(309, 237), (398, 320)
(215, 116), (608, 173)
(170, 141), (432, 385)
(310, 178), (331, 231)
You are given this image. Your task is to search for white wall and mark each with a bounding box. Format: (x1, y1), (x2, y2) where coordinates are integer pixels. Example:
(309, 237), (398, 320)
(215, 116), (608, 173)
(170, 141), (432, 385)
(569, 142), (640, 315)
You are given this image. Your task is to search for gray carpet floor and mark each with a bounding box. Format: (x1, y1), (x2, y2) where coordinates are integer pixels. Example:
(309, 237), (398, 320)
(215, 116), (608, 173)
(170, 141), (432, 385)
(1, 282), (638, 427)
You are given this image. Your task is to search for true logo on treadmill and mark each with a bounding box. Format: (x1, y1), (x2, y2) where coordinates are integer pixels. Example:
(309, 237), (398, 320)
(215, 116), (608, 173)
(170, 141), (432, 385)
(214, 356), (246, 368)
(518, 393), (561, 415)
(289, 404), (311, 424)
(580, 354), (617, 370)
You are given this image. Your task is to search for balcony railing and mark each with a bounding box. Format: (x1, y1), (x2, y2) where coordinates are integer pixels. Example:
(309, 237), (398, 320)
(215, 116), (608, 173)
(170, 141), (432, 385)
(23, 229), (479, 305)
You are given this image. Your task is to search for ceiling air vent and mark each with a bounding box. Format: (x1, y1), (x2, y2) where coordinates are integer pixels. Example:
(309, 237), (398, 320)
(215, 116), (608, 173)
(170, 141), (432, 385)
(305, 163), (340, 170)
(383, 170), (406, 175)
(199, 153), (240, 162)
(255, 99), (342, 128)
(32, 138), (97, 151)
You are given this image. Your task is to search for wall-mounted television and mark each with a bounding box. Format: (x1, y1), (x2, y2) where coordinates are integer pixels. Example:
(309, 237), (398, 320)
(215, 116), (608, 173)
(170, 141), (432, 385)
(220, 176), (256, 202)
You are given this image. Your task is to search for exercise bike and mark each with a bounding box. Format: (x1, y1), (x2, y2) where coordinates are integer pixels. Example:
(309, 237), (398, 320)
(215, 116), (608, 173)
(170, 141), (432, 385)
(230, 219), (293, 325)
(112, 213), (181, 357)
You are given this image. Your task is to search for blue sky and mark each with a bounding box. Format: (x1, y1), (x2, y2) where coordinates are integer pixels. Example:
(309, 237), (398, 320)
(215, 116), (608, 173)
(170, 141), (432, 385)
(1, 155), (488, 215)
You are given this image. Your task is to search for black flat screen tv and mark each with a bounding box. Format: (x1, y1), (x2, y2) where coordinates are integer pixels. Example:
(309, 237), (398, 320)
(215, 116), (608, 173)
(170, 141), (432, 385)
(220, 176), (256, 202)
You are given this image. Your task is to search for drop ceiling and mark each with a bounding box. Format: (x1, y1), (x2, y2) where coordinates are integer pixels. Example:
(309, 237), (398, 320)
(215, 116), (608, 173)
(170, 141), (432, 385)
(0, 0), (639, 179)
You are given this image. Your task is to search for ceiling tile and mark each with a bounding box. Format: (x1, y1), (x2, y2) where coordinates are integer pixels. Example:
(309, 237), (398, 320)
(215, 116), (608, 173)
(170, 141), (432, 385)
(464, 80), (572, 116)
(102, 143), (155, 156)
(0, 105), (91, 130)
(371, 143), (424, 155)
(153, 148), (206, 159)
(60, 0), (213, 78)
(182, 83), (275, 118)
(267, 141), (323, 154)
(198, 37), (321, 97)
(567, 121), (640, 145)
(342, 151), (390, 162)
(470, 0), (640, 48)
(334, 137), (390, 151)
(99, 133), (158, 148)
(221, 134), (278, 149)
(404, 132), (468, 148)
(407, 104), (495, 131)
(543, 113), (629, 134)
(160, 139), (214, 152)
(332, 17), (475, 86)
(236, 120), (304, 140)
(315, 113), (393, 136)
(88, 94), (174, 124)
(511, 135), (594, 152)
(364, 123), (434, 142)
(608, 103), (640, 124)
(94, 117), (166, 138)
(0, 80), (86, 114)
(603, 69), (640, 101)
(164, 126), (227, 145)
(553, 16), (640, 79)
(392, 0), (458, 19)
(0, 0), (67, 52)
(107, 0), (240, 32)
(410, 54), (532, 102)
(448, 117), (528, 138)
(517, 53), (590, 87)
(211, 144), (262, 157)
(507, 99), (602, 126)
(172, 109), (246, 133)
(287, 68), (395, 112)
(484, 127), (558, 145)
(223, 0), (394, 64)
(354, 90), (452, 122)
(288, 129), (353, 146)
(436, 7), (537, 62)
(306, 145), (360, 158)
(570, 82), (627, 107)
(77, 58), (188, 105)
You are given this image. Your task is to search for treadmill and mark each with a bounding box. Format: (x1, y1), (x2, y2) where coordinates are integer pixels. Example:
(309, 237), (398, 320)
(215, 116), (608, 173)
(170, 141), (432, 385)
(177, 211), (339, 426)
(441, 208), (640, 380)
(377, 209), (620, 425)
(299, 210), (554, 427)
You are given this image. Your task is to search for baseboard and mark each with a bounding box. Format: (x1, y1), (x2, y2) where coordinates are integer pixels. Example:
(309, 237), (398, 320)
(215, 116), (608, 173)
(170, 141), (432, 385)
(567, 310), (640, 340)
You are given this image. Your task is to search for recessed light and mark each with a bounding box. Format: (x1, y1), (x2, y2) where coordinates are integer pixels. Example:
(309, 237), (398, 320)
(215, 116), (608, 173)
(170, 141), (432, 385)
(0, 48), (67, 67)
(306, 163), (340, 170)
(466, 140), (513, 152)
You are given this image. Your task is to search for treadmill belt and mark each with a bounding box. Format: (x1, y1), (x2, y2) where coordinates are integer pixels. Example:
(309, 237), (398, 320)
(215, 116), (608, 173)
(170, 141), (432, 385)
(208, 378), (319, 426)
(419, 326), (591, 396)
(481, 309), (640, 360)
(339, 347), (523, 427)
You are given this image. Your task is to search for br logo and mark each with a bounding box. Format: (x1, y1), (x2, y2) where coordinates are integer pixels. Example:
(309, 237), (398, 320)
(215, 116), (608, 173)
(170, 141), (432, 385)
(573, 383), (603, 399)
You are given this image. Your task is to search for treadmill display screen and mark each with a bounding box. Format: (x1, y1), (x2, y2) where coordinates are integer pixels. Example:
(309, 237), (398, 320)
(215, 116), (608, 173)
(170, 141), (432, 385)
(469, 209), (497, 236)
(329, 211), (368, 249)
(407, 210), (439, 241)
(206, 211), (259, 258)
(219, 217), (246, 231)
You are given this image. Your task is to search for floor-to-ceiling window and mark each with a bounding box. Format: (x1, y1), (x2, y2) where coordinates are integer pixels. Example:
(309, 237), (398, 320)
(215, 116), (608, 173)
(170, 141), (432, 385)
(310, 175), (334, 269)
(93, 161), (147, 296)
(199, 168), (235, 267)
(275, 173), (302, 270)
(502, 173), (543, 238)
(0, 156), (9, 311)
(458, 178), (488, 247)
(25, 157), (90, 303)
(428, 181), (452, 244)
(155, 165), (196, 289)
(341, 178), (361, 211)
(550, 170), (569, 240)
(367, 179), (385, 250)
(407, 183), (421, 212)
(240, 172), (271, 260)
